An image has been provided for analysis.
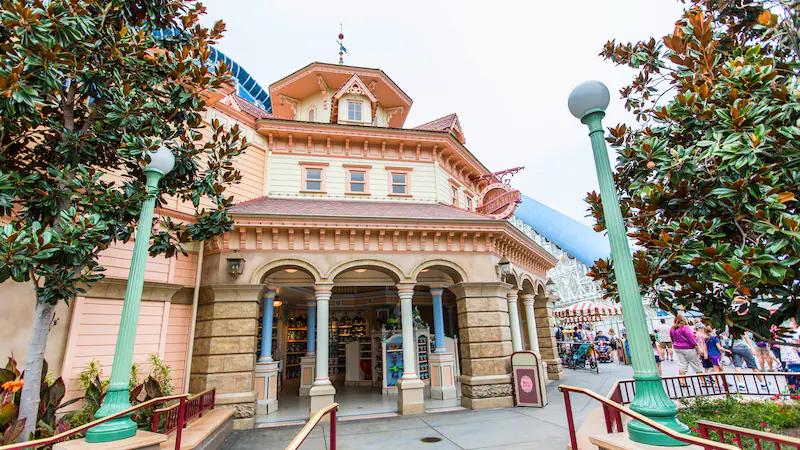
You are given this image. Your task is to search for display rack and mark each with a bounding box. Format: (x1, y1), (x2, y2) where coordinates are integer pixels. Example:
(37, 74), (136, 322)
(283, 315), (307, 380)
(378, 328), (431, 394)
(417, 335), (430, 380)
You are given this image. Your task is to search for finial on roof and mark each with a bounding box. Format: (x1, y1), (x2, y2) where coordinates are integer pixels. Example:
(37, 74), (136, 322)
(337, 24), (348, 64)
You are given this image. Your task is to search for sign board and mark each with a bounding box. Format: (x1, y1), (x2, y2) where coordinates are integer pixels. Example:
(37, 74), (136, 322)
(477, 183), (521, 219)
(511, 351), (547, 407)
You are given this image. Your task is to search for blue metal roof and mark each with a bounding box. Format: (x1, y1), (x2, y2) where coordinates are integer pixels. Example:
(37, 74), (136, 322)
(516, 194), (610, 267)
(152, 29), (272, 111)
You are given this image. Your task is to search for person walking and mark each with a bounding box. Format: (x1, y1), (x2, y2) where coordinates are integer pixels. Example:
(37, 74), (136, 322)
(779, 319), (800, 389)
(705, 326), (731, 374)
(730, 331), (767, 390)
(670, 313), (706, 387)
(656, 318), (674, 361)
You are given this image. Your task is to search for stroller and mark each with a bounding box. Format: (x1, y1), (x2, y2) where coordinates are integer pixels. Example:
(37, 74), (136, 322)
(568, 342), (598, 372)
(594, 341), (613, 363)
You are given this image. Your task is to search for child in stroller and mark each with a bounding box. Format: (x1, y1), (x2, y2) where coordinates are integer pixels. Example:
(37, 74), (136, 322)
(594, 330), (613, 363)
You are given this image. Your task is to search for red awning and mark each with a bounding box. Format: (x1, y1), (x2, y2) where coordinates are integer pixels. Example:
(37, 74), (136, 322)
(554, 301), (622, 319)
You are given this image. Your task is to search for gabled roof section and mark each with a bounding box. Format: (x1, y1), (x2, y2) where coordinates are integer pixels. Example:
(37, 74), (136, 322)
(332, 74), (378, 103)
(219, 94), (274, 120)
(413, 113), (466, 144)
(268, 62), (412, 128)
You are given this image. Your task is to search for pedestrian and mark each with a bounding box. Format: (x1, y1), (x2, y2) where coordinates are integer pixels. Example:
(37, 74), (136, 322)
(608, 328), (619, 362)
(694, 322), (711, 372)
(779, 319), (800, 389)
(651, 333), (663, 376)
(730, 331), (767, 390)
(670, 313), (706, 387)
(705, 326), (730, 374)
(755, 339), (775, 371)
(656, 318), (674, 361)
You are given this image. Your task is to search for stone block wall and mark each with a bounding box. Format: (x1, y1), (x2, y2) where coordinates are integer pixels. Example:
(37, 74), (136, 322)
(449, 282), (514, 409)
(190, 285), (261, 429)
(534, 296), (564, 380)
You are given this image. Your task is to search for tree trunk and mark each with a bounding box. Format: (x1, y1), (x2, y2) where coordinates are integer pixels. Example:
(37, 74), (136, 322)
(17, 300), (56, 442)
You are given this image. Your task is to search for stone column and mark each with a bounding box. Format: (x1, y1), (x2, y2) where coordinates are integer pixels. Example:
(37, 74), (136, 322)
(397, 284), (425, 415)
(520, 294), (539, 353)
(190, 285), (260, 430)
(429, 287), (457, 400)
(535, 294), (564, 380)
(255, 289), (279, 416)
(299, 300), (316, 396)
(449, 282), (514, 409)
(506, 291), (523, 352)
(309, 284), (335, 415)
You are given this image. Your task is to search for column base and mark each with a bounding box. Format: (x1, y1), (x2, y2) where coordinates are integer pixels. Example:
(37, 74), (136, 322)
(460, 374), (513, 410)
(429, 351), (457, 400)
(627, 376), (690, 446)
(397, 377), (425, 415)
(309, 383), (336, 417)
(255, 361), (280, 416)
(299, 355), (316, 397)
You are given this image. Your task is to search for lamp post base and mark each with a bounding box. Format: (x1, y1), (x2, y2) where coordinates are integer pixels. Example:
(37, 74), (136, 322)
(627, 376), (690, 447)
(85, 388), (136, 443)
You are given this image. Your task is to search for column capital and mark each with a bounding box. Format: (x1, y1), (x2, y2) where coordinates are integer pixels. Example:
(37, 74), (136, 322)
(429, 287), (444, 297)
(506, 291), (519, 302)
(314, 283), (334, 296)
(520, 293), (535, 304)
(396, 283), (416, 296)
(447, 282), (512, 300)
(263, 289), (277, 300)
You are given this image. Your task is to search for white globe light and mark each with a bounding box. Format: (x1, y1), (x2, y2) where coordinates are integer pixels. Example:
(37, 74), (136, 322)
(145, 145), (175, 175)
(568, 80), (610, 119)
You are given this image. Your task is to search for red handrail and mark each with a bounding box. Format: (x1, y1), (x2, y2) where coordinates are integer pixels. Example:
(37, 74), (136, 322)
(559, 385), (737, 450)
(0, 393), (189, 450)
(286, 403), (338, 450)
(152, 388), (216, 435)
(697, 420), (800, 449)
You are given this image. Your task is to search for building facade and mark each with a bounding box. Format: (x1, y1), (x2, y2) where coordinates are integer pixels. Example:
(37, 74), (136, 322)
(3, 61), (565, 429)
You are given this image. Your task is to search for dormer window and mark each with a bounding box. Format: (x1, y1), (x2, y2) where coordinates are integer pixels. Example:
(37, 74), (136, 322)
(347, 100), (362, 121)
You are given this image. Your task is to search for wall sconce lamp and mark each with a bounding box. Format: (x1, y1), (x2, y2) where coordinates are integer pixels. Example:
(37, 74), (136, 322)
(497, 257), (512, 277)
(226, 254), (246, 278)
(273, 298), (283, 308)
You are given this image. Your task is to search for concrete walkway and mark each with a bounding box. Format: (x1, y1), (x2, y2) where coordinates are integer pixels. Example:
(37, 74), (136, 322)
(222, 361), (650, 449)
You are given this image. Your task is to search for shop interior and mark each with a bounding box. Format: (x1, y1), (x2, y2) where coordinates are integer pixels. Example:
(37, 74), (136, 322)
(258, 265), (462, 423)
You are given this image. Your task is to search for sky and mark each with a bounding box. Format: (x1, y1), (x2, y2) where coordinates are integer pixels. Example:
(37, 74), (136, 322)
(198, 0), (685, 226)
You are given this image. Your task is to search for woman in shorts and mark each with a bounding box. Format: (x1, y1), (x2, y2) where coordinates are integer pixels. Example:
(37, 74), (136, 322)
(756, 340), (774, 371)
(705, 326), (730, 372)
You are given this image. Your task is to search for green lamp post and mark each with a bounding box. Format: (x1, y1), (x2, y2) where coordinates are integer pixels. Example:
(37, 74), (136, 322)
(568, 81), (690, 446)
(86, 145), (176, 443)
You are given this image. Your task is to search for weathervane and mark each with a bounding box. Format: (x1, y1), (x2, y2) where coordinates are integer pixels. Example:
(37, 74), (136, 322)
(337, 24), (348, 64)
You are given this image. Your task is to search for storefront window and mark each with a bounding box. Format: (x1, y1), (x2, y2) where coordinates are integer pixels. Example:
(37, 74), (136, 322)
(391, 172), (407, 194)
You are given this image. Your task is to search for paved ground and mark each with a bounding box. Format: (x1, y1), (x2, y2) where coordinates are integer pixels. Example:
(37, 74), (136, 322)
(222, 360), (651, 450)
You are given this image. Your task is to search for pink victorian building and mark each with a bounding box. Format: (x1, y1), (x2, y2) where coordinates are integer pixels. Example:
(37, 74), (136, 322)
(3, 61), (563, 429)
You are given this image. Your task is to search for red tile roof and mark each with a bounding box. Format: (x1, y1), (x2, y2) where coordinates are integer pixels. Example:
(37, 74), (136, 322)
(232, 95), (274, 119)
(230, 196), (495, 221)
(412, 113), (459, 132)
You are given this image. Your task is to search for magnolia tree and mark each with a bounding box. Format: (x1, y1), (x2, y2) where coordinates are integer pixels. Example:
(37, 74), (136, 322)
(0, 0), (246, 440)
(587, 0), (800, 342)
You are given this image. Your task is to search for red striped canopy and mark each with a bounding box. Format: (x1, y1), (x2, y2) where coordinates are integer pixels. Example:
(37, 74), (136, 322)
(554, 301), (622, 318)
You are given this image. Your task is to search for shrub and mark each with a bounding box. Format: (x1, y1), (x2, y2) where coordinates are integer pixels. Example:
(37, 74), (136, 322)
(678, 395), (800, 439)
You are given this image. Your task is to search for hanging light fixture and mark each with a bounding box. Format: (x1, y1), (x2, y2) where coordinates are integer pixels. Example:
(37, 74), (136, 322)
(285, 268), (298, 273)
(354, 268), (367, 273)
(273, 298), (283, 308)
(497, 257), (512, 276)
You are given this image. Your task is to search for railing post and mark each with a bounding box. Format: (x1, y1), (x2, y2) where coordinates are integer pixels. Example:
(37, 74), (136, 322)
(151, 409), (159, 433)
(198, 394), (204, 418)
(562, 389), (579, 450)
(330, 408), (337, 450)
(174, 396), (186, 450)
(211, 389), (216, 409)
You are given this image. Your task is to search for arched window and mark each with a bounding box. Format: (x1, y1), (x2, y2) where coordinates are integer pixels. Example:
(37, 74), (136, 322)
(307, 107), (316, 122)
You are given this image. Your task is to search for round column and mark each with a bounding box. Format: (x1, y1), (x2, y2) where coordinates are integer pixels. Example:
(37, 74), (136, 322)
(306, 301), (316, 355)
(259, 289), (276, 363)
(521, 294), (539, 353)
(430, 288), (447, 353)
(313, 285), (331, 385)
(507, 291), (523, 352)
(398, 287), (418, 380)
